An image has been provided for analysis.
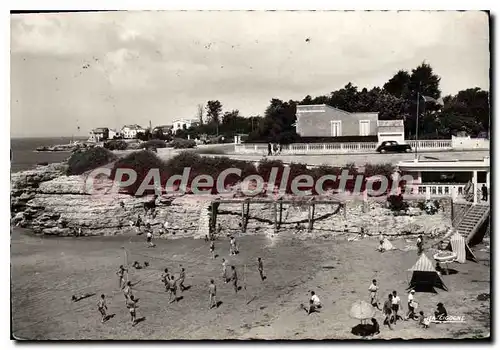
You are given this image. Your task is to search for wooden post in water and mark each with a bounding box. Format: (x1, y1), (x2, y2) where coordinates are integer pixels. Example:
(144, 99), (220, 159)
(244, 199), (250, 231)
(310, 201), (316, 231)
(343, 202), (347, 220)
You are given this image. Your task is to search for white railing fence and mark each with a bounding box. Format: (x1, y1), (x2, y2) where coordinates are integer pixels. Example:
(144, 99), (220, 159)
(235, 138), (488, 155)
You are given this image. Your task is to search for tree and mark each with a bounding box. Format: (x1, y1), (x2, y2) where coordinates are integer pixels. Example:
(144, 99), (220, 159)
(248, 99), (299, 143)
(383, 70), (411, 98)
(206, 100), (223, 125)
(197, 103), (204, 125)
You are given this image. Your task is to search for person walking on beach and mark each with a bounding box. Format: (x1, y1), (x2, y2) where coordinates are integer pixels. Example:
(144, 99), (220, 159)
(178, 267), (186, 292)
(391, 291), (402, 324)
(231, 266), (238, 293)
(116, 265), (128, 289)
(405, 290), (417, 320)
(257, 257), (265, 281)
(210, 240), (215, 259)
(222, 258), (228, 283)
(368, 279), (381, 310)
(267, 142), (272, 156)
(126, 295), (138, 326)
(383, 294), (394, 330)
(208, 279), (217, 309)
(97, 294), (108, 323)
(123, 281), (133, 303)
(168, 275), (177, 303)
(416, 235), (424, 255)
(161, 268), (170, 291)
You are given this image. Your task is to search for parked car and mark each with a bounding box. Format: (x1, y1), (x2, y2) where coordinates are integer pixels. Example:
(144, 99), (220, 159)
(376, 140), (412, 153)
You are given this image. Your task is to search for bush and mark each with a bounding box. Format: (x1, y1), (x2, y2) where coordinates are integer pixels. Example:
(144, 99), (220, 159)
(364, 163), (395, 178)
(171, 138), (197, 149)
(104, 140), (128, 151)
(110, 150), (169, 196)
(67, 147), (117, 175)
(387, 194), (409, 213)
(140, 139), (167, 150)
(418, 200), (440, 215)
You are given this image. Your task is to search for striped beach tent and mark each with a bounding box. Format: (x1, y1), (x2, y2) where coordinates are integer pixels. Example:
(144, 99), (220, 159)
(407, 253), (448, 292)
(448, 233), (478, 263)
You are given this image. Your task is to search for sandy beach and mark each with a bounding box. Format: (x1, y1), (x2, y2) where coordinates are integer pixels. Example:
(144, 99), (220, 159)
(11, 227), (490, 340)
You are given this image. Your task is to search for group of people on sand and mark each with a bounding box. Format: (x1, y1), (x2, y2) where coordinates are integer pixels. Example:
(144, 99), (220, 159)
(367, 279), (448, 333)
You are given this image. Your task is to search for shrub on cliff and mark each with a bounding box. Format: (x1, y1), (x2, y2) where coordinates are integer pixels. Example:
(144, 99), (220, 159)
(66, 147), (117, 175)
(171, 138), (196, 149)
(387, 194), (409, 214)
(104, 140), (128, 151)
(364, 163), (395, 178)
(110, 150), (169, 196)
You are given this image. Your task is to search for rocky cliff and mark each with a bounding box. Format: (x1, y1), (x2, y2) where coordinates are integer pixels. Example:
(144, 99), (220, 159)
(11, 163), (453, 239)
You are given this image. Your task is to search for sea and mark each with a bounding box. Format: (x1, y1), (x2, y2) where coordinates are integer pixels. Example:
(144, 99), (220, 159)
(10, 137), (87, 173)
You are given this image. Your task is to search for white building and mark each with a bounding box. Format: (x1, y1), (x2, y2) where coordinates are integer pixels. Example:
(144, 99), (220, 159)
(108, 129), (121, 139)
(172, 119), (200, 133)
(121, 124), (146, 139)
(88, 127), (109, 142)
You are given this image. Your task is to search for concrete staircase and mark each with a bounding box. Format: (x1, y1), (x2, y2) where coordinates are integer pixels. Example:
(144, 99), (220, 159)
(195, 205), (211, 239)
(456, 203), (490, 244)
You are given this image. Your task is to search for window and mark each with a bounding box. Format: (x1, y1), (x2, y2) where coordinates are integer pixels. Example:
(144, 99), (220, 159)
(359, 120), (370, 136)
(331, 121), (342, 136)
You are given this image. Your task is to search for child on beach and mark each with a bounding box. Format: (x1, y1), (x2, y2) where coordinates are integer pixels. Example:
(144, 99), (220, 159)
(383, 294), (393, 330)
(368, 279), (381, 310)
(146, 225), (156, 248)
(71, 292), (95, 302)
(97, 294), (108, 323)
(419, 311), (430, 328)
(208, 279), (217, 309)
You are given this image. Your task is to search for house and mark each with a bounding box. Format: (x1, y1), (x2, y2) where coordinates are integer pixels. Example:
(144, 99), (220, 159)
(295, 104), (378, 138)
(153, 125), (173, 136)
(377, 120), (405, 144)
(88, 127), (109, 142)
(108, 129), (121, 139)
(121, 124), (146, 139)
(172, 119), (200, 133)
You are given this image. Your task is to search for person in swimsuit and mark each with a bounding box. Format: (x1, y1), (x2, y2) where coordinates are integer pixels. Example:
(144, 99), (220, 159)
(127, 295), (138, 325)
(209, 279), (217, 309)
(123, 281), (133, 303)
(210, 241), (215, 259)
(168, 275), (177, 303)
(116, 265), (128, 289)
(178, 267), (186, 292)
(221, 258), (228, 283)
(161, 268), (170, 291)
(231, 266), (238, 293)
(257, 257), (265, 281)
(97, 294), (108, 323)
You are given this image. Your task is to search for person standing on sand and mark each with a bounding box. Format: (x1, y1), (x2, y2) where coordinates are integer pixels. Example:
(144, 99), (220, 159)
(161, 268), (170, 291)
(257, 257), (265, 281)
(178, 267), (186, 292)
(391, 291), (402, 324)
(229, 236), (236, 255)
(416, 235), (424, 255)
(368, 279), (381, 310)
(116, 265), (128, 289)
(383, 294), (393, 330)
(222, 258), (228, 283)
(405, 290), (417, 320)
(97, 294), (108, 323)
(127, 295), (138, 326)
(231, 266), (238, 293)
(210, 240), (215, 259)
(168, 275), (177, 303)
(123, 281), (133, 303)
(146, 224), (156, 248)
(209, 279), (217, 309)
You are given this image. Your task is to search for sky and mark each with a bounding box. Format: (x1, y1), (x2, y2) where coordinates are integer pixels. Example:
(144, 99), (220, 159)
(10, 11), (490, 138)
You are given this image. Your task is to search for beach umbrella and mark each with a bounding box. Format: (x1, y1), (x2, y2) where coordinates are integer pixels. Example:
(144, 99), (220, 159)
(349, 300), (375, 321)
